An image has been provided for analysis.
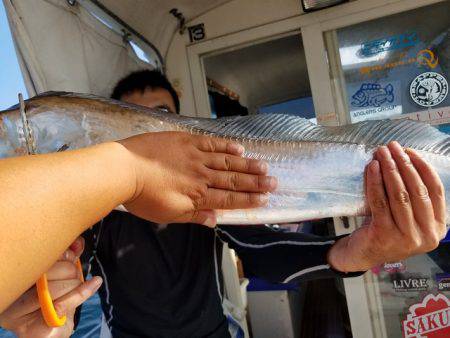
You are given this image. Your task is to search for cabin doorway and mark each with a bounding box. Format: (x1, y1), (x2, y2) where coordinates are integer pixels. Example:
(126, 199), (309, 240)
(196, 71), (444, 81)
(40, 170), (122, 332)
(202, 32), (315, 120)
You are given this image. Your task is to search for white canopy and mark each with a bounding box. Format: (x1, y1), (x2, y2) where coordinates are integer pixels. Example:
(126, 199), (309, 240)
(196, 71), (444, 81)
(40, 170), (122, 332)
(4, 0), (218, 96)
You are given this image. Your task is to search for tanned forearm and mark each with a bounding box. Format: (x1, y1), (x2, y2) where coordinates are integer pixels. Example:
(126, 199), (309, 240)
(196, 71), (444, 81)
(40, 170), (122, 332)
(0, 142), (135, 312)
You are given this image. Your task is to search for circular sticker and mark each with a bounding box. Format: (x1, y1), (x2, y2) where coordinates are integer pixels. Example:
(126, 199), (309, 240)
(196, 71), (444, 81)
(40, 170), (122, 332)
(410, 72), (448, 107)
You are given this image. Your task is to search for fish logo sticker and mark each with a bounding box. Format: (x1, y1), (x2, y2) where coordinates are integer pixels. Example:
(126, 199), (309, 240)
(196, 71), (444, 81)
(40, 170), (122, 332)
(349, 81), (402, 123)
(402, 293), (450, 337)
(351, 83), (395, 108)
(410, 72), (448, 107)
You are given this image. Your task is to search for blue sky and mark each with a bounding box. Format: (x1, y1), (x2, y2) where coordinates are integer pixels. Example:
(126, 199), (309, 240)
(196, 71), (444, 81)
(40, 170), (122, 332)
(0, 1), (27, 110)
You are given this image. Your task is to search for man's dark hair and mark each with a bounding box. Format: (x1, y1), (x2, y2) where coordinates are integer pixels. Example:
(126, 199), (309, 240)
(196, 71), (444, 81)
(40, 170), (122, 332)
(111, 70), (180, 113)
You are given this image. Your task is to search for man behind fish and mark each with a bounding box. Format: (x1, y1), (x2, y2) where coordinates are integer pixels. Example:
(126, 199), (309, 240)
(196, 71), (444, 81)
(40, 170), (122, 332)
(1, 70), (447, 337)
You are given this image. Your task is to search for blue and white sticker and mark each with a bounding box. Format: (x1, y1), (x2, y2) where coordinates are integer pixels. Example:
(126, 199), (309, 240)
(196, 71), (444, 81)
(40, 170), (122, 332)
(359, 31), (419, 57)
(349, 81), (402, 123)
(410, 72), (448, 107)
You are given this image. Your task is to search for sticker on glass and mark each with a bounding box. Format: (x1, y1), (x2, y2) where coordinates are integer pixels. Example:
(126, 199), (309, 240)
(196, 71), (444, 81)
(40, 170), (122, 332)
(417, 49), (439, 69)
(436, 274), (450, 292)
(359, 31), (419, 57)
(360, 49), (439, 75)
(410, 72), (448, 107)
(348, 81), (402, 123)
(394, 106), (450, 125)
(392, 276), (429, 292)
(384, 261), (406, 274)
(402, 293), (450, 337)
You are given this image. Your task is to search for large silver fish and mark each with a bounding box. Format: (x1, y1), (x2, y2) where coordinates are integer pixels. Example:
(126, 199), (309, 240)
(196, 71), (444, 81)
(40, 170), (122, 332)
(1, 92), (449, 224)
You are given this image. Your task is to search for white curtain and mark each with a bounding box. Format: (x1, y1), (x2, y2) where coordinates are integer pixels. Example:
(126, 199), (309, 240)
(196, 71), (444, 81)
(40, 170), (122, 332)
(3, 0), (151, 97)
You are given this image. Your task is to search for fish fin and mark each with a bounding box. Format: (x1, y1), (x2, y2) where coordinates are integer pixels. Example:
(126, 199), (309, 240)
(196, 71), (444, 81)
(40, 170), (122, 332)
(36, 91), (75, 98)
(4, 103), (19, 111)
(34, 91), (122, 104)
(0, 92), (74, 113)
(29, 91), (168, 117)
(30, 91), (106, 101)
(185, 115), (450, 155)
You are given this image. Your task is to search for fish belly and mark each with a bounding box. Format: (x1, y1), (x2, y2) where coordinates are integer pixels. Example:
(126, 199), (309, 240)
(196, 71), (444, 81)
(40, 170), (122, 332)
(218, 141), (372, 224)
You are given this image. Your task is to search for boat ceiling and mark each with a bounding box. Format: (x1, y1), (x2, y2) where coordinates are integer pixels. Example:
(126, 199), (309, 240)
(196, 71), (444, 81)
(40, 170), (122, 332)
(99, 0), (232, 54)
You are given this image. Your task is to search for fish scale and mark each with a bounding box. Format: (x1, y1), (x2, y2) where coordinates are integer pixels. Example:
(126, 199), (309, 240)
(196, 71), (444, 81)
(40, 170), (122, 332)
(1, 91), (450, 224)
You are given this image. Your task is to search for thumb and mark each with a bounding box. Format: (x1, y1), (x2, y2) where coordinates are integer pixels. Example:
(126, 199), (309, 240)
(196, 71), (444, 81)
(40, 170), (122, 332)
(54, 277), (102, 317)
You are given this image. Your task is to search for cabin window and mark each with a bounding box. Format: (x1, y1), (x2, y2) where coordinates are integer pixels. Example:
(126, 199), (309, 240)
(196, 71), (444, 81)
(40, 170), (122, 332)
(325, 1), (449, 126)
(129, 41), (152, 64)
(0, 1), (28, 110)
(203, 33), (315, 118)
(79, 0), (162, 70)
(258, 97), (316, 123)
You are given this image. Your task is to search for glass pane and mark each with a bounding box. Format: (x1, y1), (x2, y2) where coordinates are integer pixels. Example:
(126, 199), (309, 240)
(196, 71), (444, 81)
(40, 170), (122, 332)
(329, 1), (449, 124)
(325, 3), (450, 337)
(371, 246), (450, 337)
(258, 96), (316, 122)
(84, 3), (161, 69)
(203, 33), (315, 118)
(129, 40), (152, 64)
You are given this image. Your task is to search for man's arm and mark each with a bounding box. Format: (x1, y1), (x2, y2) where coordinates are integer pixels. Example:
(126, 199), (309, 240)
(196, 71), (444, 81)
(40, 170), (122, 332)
(0, 131), (276, 312)
(217, 225), (361, 283)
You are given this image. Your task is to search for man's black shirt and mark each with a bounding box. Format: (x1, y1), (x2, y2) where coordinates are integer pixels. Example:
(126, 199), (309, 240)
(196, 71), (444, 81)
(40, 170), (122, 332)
(82, 211), (361, 337)
(85, 212), (228, 338)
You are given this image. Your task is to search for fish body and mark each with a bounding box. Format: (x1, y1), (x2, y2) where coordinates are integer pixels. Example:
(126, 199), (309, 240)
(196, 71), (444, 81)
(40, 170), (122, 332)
(1, 92), (450, 224)
(351, 83), (395, 107)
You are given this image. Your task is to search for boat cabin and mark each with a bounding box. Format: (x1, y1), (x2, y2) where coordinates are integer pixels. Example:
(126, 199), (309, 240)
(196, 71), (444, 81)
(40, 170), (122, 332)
(1, 0), (449, 337)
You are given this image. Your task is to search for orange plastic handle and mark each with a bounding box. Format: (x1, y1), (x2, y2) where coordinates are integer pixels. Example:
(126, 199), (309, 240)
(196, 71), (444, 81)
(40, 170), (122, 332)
(37, 258), (84, 327)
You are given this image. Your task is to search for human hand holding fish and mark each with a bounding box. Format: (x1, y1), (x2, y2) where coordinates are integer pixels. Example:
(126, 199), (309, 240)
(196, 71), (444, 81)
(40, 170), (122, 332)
(118, 131), (277, 227)
(327, 141), (447, 273)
